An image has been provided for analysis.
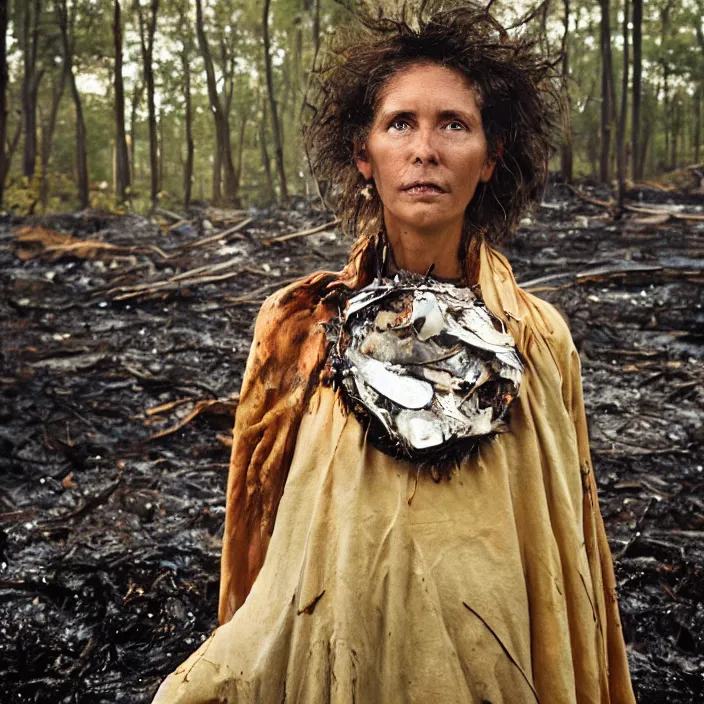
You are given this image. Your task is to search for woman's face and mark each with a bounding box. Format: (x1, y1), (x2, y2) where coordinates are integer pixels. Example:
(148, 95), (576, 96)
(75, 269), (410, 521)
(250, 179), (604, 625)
(355, 62), (495, 237)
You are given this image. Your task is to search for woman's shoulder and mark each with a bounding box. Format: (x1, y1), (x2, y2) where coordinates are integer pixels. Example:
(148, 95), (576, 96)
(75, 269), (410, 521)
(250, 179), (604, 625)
(250, 269), (342, 353)
(519, 288), (578, 364)
(479, 244), (575, 360)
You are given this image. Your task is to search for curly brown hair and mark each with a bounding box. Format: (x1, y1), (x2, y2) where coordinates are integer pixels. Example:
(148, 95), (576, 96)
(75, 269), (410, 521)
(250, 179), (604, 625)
(304, 1), (560, 261)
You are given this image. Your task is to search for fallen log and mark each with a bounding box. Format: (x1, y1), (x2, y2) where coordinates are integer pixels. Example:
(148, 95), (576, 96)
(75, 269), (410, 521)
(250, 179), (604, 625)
(562, 184), (704, 222)
(264, 219), (340, 244)
(180, 217), (254, 251)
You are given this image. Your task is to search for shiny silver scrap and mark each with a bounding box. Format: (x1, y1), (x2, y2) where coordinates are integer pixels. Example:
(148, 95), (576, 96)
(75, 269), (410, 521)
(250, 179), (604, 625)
(334, 273), (523, 458)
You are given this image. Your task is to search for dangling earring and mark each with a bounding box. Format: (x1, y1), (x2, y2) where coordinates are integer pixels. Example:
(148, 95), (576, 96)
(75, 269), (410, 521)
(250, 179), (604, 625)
(353, 182), (374, 242)
(360, 181), (375, 200)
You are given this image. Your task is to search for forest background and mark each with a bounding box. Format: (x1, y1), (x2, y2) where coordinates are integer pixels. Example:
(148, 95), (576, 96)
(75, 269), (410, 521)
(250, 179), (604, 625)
(0, 0), (702, 217)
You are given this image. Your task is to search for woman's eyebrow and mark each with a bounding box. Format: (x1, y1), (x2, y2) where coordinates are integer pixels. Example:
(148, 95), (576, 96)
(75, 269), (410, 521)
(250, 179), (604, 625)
(377, 108), (415, 122)
(377, 107), (479, 123)
(438, 109), (479, 123)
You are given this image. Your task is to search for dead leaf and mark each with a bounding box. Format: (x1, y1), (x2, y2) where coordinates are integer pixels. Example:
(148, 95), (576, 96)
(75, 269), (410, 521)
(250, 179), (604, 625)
(62, 472), (77, 490)
(148, 396), (240, 441)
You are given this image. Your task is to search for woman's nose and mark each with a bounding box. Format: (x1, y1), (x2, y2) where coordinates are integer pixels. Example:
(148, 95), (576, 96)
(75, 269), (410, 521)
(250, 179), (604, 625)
(411, 128), (439, 165)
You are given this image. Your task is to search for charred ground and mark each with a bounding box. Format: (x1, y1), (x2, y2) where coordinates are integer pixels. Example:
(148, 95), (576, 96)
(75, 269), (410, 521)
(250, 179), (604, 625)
(0, 185), (702, 703)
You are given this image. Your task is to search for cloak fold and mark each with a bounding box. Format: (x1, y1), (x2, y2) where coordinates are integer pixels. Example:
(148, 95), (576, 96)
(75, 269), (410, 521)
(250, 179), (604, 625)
(154, 240), (635, 704)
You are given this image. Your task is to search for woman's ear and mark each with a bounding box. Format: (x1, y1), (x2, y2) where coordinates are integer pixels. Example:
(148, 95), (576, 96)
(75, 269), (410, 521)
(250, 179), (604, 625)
(354, 138), (373, 181)
(480, 140), (502, 183)
(480, 159), (496, 183)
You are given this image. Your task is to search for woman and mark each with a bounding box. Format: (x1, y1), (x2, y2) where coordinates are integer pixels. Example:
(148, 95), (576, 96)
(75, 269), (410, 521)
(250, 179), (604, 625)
(154, 4), (635, 702)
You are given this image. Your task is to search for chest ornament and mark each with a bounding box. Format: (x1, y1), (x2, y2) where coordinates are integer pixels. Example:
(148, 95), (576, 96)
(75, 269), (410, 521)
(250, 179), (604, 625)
(325, 271), (523, 469)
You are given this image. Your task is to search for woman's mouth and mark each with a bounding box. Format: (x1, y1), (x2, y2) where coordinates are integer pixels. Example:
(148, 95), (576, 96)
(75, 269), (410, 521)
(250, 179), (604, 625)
(401, 182), (446, 196)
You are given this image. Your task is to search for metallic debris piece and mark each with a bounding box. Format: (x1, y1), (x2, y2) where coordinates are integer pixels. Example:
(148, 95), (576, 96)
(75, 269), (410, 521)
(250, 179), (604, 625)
(327, 271), (523, 465)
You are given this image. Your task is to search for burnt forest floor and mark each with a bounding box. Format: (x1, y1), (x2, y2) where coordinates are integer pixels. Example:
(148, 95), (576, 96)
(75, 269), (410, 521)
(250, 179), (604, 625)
(0, 183), (702, 703)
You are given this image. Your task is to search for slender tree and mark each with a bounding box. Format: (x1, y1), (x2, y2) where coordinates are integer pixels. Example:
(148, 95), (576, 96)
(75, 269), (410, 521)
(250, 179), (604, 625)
(259, 96), (274, 203)
(136, 0), (160, 208)
(0, 0), (8, 207)
(693, 4), (703, 164)
(670, 89), (681, 169)
(179, 17), (194, 209)
(695, 88), (701, 164)
(2, 116), (22, 190)
(55, 0), (89, 209)
(599, 0), (614, 183)
(234, 113), (248, 194)
(194, 0), (238, 206)
(39, 67), (66, 209)
(616, 0), (629, 209)
(560, 0), (573, 182)
(263, 0), (288, 204)
(114, 0), (131, 204)
(129, 79), (143, 185)
(659, 1), (675, 170)
(631, 0), (643, 180)
(158, 104), (164, 193)
(21, 0), (44, 180)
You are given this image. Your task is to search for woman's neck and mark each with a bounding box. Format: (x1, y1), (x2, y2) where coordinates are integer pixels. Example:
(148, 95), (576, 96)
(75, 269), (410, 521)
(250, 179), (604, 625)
(383, 216), (463, 280)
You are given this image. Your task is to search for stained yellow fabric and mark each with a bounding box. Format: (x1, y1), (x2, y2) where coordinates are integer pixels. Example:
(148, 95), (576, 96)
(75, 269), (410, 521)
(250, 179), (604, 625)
(153, 243), (635, 703)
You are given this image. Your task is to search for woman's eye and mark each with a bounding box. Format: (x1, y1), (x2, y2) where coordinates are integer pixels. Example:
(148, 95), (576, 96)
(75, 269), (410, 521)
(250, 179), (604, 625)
(390, 119), (409, 131)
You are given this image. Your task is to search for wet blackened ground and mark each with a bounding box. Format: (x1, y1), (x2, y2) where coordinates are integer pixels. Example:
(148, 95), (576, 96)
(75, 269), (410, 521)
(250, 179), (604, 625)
(1, 186), (702, 702)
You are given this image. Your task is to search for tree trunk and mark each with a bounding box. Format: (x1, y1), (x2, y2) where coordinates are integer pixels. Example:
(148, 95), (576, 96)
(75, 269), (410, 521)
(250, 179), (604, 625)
(560, 0), (573, 182)
(113, 0), (131, 204)
(0, 0), (8, 207)
(194, 0), (238, 206)
(539, 0), (550, 57)
(640, 83), (654, 178)
(695, 86), (702, 165)
(696, 5), (704, 164)
(599, 0), (614, 183)
(663, 71), (670, 169)
(660, 1), (674, 171)
(181, 41), (194, 209)
(137, 0), (160, 208)
(158, 105), (165, 194)
(56, 0), (89, 209)
(616, 0), (629, 210)
(68, 72), (88, 208)
(235, 115), (248, 193)
(260, 98), (274, 204)
(263, 0), (288, 204)
(21, 0), (44, 180)
(212, 136), (222, 205)
(39, 69), (66, 209)
(631, 0), (642, 181)
(3, 119), (22, 186)
(130, 81), (143, 186)
(584, 77), (599, 179)
(670, 97), (680, 170)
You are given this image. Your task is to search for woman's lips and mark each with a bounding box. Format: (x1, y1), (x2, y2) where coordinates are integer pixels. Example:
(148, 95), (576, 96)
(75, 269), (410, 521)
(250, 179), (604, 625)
(401, 183), (446, 196)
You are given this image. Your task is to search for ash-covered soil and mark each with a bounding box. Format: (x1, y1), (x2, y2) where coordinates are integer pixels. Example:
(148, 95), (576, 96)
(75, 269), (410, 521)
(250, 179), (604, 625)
(1, 185), (702, 703)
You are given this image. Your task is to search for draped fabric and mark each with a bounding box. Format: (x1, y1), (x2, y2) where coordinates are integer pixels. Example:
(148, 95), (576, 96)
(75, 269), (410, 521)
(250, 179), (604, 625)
(152, 241), (635, 704)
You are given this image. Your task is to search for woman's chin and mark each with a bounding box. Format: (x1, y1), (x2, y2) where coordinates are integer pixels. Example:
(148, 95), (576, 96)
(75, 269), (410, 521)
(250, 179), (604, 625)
(394, 206), (459, 234)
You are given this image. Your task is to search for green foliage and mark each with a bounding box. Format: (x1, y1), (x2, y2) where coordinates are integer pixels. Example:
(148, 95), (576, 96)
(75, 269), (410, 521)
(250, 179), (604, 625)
(1, 0), (703, 213)
(5, 174), (42, 216)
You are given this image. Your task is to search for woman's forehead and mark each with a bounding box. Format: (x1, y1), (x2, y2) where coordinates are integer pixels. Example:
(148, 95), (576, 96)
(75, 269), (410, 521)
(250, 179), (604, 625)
(375, 63), (480, 116)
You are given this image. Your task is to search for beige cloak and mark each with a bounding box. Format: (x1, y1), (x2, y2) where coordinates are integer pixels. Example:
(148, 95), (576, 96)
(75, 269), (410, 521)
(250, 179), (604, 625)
(153, 240), (636, 704)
